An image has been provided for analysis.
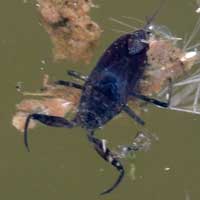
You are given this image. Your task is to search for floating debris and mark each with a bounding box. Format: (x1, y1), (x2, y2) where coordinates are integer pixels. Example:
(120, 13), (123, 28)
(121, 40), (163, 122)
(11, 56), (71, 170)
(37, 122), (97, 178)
(164, 167), (171, 172)
(13, 111), (37, 132)
(41, 60), (46, 65)
(153, 15), (200, 115)
(112, 131), (157, 181)
(185, 191), (191, 200)
(13, 74), (81, 132)
(113, 131), (157, 159)
(140, 29), (199, 96)
(16, 81), (23, 92)
(128, 163), (136, 181)
(196, 0), (200, 13)
(37, 0), (102, 63)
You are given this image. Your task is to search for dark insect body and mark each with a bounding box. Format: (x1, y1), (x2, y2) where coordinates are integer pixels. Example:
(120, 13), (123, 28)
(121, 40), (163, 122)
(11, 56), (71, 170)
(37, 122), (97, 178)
(24, 2), (170, 195)
(78, 30), (149, 131)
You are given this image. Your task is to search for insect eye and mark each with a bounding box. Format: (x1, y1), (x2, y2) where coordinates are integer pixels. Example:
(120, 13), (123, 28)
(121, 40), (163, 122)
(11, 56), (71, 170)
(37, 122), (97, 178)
(146, 30), (151, 35)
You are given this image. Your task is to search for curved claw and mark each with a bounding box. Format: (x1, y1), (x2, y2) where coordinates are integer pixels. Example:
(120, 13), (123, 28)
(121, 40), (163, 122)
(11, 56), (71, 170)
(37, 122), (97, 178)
(24, 114), (32, 152)
(24, 114), (76, 152)
(100, 167), (125, 195)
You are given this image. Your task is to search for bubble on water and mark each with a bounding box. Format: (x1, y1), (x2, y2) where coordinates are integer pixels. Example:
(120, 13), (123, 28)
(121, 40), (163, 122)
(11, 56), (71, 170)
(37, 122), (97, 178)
(164, 167), (171, 172)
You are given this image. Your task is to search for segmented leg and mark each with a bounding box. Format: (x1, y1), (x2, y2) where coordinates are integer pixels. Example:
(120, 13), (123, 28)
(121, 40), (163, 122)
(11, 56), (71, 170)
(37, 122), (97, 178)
(123, 105), (145, 125)
(131, 78), (172, 108)
(67, 70), (88, 81)
(24, 114), (76, 152)
(131, 92), (170, 107)
(87, 132), (125, 195)
(54, 80), (84, 90)
(130, 78), (172, 108)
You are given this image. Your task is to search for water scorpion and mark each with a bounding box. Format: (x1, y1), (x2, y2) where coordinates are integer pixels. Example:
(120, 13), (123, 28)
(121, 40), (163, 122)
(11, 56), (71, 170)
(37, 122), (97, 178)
(24, 2), (171, 195)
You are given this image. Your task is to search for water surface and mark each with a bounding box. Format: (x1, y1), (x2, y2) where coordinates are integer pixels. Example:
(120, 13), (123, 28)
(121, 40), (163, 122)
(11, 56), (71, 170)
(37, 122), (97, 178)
(1, 0), (200, 200)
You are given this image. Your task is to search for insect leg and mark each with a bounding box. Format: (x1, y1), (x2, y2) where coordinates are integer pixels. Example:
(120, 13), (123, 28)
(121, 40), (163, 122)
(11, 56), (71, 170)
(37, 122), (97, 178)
(67, 70), (88, 81)
(54, 80), (84, 90)
(87, 132), (125, 195)
(131, 92), (170, 108)
(123, 105), (145, 125)
(24, 114), (77, 152)
(130, 78), (172, 108)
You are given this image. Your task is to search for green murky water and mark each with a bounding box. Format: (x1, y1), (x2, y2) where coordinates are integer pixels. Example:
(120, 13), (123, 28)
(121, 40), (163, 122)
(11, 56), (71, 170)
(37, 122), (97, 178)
(1, 0), (200, 199)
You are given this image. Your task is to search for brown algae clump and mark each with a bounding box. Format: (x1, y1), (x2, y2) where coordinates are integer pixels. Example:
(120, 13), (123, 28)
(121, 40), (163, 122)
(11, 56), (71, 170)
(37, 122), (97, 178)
(130, 18), (200, 115)
(13, 75), (81, 132)
(37, 0), (102, 63)
(139, 22), (200, 96)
